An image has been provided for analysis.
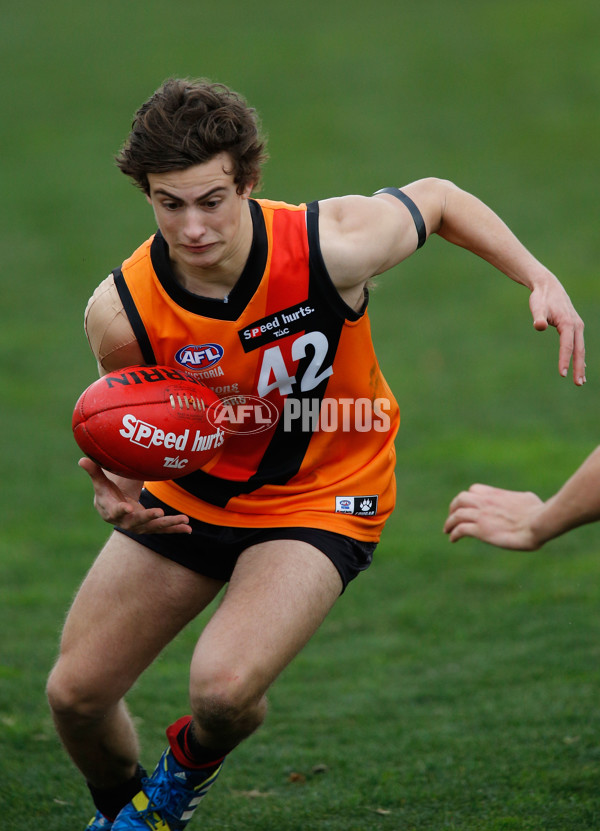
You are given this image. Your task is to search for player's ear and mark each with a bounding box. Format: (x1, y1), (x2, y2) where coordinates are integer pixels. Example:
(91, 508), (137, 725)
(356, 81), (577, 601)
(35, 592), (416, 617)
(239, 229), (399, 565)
(241, 181), (255, 199)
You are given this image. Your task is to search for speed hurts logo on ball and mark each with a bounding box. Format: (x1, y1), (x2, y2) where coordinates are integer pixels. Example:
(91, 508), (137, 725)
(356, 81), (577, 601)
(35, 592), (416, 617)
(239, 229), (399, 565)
(119, 414), (225, 452)
(72, 364), (226, 480)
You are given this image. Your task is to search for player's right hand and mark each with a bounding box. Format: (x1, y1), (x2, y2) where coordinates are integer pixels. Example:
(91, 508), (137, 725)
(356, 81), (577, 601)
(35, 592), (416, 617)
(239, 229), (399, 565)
(78, 457), (192, 534)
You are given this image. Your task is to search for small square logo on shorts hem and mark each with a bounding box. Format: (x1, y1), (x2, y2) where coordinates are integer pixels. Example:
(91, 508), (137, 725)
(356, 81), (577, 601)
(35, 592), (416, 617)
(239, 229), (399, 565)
(335, 495), (378, 516)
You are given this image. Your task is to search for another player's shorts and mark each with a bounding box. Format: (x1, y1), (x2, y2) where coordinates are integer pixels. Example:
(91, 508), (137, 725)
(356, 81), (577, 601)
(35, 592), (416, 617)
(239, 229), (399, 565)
(115, 490), (376, 592)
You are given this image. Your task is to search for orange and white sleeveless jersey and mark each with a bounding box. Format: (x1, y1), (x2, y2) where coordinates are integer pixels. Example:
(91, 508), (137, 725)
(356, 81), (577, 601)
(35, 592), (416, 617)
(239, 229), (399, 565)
(111, 198), (400, 541)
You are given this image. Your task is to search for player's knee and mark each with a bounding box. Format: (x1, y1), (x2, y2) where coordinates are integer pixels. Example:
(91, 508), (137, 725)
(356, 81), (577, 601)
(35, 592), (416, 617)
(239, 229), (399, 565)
(46, 662), (114, 724)
(190, 669), (267, 738)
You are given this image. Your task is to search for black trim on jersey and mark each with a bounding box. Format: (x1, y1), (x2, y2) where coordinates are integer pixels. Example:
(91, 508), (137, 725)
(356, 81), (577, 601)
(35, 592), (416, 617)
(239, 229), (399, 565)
(148, 199), (268, 321)
(373, 187), (427, 249)
(112, 268), (156, 364)
(176, 203), (346, 507)
(306, 201), (367, 321)
(177, 297), (345, 506)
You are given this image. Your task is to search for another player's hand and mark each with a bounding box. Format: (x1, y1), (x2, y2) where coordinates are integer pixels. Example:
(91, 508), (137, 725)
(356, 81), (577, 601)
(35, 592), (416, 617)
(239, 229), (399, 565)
(528, 276), (585, 385)
(78, 458), (192, 534)
(444, 483), (545, 551)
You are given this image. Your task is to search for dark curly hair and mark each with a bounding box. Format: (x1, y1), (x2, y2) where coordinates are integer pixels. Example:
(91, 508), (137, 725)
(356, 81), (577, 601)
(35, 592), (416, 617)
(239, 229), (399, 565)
(115, 78), (268, 195)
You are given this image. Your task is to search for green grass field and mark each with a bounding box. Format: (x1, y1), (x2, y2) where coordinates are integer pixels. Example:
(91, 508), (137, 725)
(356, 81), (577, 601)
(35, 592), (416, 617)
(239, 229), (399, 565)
(2, 1), (600, 828)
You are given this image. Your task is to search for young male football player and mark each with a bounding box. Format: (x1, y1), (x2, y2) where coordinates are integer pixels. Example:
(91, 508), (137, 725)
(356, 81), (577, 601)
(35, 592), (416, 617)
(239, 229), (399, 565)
(46, 78), (585, 830)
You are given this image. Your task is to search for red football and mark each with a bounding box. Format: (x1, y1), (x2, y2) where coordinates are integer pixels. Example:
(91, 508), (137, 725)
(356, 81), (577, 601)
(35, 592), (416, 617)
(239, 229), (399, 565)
(72, 365), (225, 480)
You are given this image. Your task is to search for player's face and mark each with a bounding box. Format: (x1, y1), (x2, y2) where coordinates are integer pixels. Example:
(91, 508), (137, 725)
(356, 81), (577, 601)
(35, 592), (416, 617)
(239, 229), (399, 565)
(146, 154), (253, 278)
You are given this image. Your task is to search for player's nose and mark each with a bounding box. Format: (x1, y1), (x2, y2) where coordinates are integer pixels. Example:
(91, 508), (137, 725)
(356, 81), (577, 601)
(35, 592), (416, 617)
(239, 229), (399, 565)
(183, 208), (207, 240)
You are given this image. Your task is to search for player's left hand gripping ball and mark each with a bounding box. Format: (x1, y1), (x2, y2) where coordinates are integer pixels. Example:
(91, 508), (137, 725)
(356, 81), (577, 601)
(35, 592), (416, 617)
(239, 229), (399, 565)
(72, 365), (225, 480)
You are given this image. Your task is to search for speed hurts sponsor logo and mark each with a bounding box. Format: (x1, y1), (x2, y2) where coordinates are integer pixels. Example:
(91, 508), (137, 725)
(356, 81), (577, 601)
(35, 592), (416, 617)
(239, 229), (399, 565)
(119, 414), (225, 452)
(175, 344), (224, 371)
(238, 303), (315, 352)
(335, 495), (379, 517)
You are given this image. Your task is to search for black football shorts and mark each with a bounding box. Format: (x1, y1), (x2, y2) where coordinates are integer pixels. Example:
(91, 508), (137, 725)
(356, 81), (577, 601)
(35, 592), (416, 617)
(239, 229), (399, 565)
(115, 489), (377, 592)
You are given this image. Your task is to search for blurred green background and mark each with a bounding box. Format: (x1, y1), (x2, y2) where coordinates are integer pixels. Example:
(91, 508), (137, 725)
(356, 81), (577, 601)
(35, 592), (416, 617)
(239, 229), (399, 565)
(1, 1), (599, 828)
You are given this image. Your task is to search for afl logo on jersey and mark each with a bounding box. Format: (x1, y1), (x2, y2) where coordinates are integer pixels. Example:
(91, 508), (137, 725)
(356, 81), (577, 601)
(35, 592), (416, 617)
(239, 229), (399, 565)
(175, 344), (224, 370)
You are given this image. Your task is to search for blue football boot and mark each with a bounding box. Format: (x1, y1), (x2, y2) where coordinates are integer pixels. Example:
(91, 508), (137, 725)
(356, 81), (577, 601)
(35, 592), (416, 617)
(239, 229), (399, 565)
(85, 810), (113, 830)
(112, 747), (223, 829)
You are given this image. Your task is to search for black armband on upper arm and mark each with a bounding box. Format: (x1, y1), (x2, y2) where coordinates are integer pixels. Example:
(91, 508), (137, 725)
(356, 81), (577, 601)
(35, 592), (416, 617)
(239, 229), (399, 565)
(373, 187), (427, 249)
